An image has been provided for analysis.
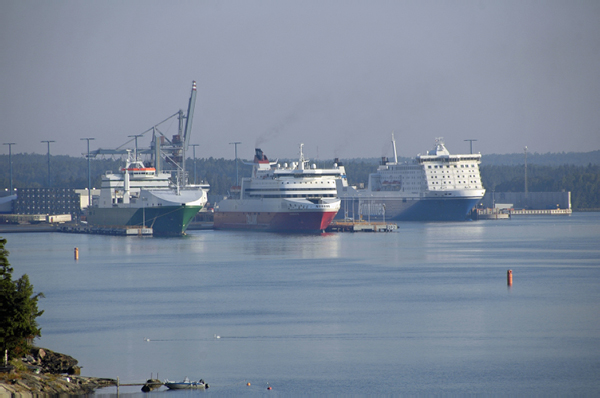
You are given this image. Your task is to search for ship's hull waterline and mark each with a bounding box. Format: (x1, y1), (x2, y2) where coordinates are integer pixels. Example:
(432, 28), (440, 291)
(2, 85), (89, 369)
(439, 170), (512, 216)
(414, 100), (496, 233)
(336, 137), (485, 222)
(87, 205), (202, 236)
(339, 196), (481, 222)
(214, 209), (337, 232)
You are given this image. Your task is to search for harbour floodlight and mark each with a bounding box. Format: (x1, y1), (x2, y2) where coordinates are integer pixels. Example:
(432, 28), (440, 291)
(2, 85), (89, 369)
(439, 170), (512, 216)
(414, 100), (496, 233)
(81, 138), (95, 206)
(229, 142), (242, 186)
(524, 146), (528, 198)
(3, 143), (16, 192)
(464, 139), (477, 154)
(41, 140), (55, 187)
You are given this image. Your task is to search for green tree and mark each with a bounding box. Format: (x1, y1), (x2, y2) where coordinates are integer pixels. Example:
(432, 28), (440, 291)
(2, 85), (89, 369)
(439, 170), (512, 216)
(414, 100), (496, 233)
(0, 237), (44, 360)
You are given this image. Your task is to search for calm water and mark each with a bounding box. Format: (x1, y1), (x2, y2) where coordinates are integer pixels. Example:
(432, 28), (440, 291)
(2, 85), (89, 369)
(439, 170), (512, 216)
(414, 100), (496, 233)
(3, 213), (600, 396)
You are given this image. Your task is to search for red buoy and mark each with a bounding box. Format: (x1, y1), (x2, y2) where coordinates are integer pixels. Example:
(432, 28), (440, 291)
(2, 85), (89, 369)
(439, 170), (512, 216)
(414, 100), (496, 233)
(507, 269), (513, 286)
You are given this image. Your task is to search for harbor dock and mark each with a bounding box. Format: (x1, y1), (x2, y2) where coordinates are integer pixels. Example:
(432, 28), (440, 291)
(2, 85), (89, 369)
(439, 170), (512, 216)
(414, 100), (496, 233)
(326, 220), (397, 232)
(58, 224), (153, 236)
(473, 207), (572, 220)
(509, 208), (572, 216)
(473, 208), (511, 220)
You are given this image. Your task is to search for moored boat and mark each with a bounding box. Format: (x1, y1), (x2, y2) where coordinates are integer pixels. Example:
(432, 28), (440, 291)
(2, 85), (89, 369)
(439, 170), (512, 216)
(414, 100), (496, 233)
(86, 81), (210, 236)
(164, 377), (208, 390)
(87, 153), (208, 236)
(336, 136), (485, 221)
(214, 144), (343, 232)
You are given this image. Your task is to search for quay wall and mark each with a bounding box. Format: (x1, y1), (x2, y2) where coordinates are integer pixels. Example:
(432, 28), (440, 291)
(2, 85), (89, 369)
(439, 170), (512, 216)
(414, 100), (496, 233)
(480, 191), (571, 210)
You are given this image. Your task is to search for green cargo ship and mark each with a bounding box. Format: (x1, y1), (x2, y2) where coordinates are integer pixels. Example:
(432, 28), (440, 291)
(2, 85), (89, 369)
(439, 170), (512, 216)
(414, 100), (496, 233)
(87, 153), (208, 236)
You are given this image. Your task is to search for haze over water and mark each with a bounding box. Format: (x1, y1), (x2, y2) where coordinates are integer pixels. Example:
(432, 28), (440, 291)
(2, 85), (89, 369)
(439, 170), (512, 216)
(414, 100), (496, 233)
(4, 213), (600, 395)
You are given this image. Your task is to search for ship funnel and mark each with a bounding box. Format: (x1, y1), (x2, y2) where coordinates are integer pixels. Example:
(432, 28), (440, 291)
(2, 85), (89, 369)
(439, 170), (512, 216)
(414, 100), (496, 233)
(254, 148), (268, 162)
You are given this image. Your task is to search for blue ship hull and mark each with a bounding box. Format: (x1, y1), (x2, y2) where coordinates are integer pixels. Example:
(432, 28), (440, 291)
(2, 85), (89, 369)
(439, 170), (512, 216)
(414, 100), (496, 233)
(394, 197), (481, 221)
(339, 197), (481, 222)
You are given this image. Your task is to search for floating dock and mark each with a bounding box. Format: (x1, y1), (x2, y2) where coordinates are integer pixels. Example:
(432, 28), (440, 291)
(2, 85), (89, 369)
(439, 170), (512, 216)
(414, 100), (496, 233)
(473, 207), (572, 220)
(509, 208), (572, 216)
(326, 220), (398, 232)
(59, 224), (153, 236)
(473, 209), (511, 220)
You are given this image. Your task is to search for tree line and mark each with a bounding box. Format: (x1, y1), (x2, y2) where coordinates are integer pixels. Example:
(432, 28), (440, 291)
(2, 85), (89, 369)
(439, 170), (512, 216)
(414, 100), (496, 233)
(1, 154), (599, 210)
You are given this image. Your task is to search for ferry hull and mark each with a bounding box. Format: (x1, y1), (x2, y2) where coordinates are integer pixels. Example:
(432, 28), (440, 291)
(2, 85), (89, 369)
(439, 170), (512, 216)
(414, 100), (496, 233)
(87, 205), (202, 236)
(214, 210), (337, 232)
(339, 197), (481, 222)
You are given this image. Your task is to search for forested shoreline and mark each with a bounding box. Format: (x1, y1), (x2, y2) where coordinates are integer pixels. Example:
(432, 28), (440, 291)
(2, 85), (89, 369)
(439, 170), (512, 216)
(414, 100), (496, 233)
(1, 152), (599, 210)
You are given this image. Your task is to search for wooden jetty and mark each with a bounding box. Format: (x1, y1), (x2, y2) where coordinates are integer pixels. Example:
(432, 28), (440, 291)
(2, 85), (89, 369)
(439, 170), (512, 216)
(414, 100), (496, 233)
(326, 220), (397, 232)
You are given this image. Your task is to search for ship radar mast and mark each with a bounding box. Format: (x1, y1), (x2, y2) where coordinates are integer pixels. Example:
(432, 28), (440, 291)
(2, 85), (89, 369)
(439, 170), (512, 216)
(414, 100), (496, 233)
(298, 143), (306, 170)
(391, 133), (398, 164)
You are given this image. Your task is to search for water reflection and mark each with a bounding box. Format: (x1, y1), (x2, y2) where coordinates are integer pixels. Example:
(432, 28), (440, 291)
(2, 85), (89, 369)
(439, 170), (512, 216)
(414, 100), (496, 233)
(214, 231), (343, 259)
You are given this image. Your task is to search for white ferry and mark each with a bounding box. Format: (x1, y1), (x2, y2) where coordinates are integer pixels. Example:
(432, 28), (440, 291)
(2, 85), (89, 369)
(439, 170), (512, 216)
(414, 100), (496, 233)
(336, 136), (485, 221)
(86, 80), (209, 236)
(214, 145), (343, 232)
(87, 152), (208, 236)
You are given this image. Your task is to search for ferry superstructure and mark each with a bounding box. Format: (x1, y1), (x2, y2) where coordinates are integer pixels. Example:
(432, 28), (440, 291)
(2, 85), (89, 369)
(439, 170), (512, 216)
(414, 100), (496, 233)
(87, 152), (208, 236)
(86, 80), (209, 236)
(214, 145), (343, 232)
(337, 137), (485, 221)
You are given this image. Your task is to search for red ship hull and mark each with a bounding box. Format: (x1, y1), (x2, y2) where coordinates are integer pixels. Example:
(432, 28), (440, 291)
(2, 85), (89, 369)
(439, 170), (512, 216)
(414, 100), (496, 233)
(214, 210), (337, 232)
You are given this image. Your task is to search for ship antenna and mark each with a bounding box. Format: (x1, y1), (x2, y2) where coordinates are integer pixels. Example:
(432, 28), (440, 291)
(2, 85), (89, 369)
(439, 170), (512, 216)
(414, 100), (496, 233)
(299, 143), (305, 170)
(391, 132), (398, 164)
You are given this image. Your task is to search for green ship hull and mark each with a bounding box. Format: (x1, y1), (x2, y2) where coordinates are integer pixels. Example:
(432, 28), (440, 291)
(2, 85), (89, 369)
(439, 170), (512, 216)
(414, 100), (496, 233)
(87, 205), (202, 236)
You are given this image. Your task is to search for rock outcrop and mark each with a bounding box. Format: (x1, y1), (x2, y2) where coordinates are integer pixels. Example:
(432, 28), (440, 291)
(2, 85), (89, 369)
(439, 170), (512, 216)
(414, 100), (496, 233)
(0, 347), (116, 395)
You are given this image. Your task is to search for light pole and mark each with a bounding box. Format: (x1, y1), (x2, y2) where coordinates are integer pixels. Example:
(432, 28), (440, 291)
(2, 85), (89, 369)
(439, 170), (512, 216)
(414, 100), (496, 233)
(41, 140), (55, 187)
(524, 146), (528, 199)
(464, 139), (477, 154)
(190, 144), (199, 185)
(81, 138), (95, 207)
(3, 143), (15, 193)
(229, 142), (241, 186)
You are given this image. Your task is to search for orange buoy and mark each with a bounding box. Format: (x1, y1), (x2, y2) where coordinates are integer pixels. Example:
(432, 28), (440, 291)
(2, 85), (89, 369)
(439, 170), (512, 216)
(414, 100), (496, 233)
(74, 247), (79, 260)
(247, 382), (251, 386)
(507, 269), (512, 286)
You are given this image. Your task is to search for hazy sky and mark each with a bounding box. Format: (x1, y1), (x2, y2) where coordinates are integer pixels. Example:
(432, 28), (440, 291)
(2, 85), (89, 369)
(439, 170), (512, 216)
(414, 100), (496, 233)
(1, 0), (599, 161)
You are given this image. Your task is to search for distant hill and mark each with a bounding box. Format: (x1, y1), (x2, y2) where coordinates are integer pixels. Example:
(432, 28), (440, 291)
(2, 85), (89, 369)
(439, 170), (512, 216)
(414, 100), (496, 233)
(481, 150), (600, 166)
(1, 152), (599, 209)
(338, 151), (600, 167)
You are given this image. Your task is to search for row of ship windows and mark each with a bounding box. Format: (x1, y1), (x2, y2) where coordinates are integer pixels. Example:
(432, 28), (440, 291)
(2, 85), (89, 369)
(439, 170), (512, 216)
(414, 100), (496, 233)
(429, 175), (479, 179)
(429, 169), (475, 174)
(427, 164), (477, 169)
(255, 181), (333, 185)
(430, 181), (479, 185)
(253, 178), (335, 185)
(245, 188), (336, 193)
(247, 194), (337, 199)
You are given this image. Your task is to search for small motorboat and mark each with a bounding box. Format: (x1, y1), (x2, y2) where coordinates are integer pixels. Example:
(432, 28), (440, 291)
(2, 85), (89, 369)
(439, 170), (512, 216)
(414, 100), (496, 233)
(164, 377), (208, 390)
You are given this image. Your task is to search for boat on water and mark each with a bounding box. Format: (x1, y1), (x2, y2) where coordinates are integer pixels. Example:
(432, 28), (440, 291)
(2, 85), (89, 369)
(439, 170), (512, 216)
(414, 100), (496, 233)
(164, 377), (208, 390)
(336, 136), (485, 221)
(214, 144), (343, 232)
(87, 152), (208, 236)
(86, 81), (210, 236)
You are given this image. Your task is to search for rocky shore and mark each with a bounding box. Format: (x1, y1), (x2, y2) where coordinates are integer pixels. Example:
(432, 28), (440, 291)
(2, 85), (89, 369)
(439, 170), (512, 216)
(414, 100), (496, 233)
(0, 348), (116, 395)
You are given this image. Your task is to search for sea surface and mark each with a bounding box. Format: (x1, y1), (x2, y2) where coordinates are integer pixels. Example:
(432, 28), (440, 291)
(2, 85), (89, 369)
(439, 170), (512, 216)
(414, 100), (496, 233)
(3, 213), (600, 396)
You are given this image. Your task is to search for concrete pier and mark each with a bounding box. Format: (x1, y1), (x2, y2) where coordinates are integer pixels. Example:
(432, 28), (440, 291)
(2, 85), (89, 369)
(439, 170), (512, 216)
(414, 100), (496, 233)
(326, 221), (397, 232)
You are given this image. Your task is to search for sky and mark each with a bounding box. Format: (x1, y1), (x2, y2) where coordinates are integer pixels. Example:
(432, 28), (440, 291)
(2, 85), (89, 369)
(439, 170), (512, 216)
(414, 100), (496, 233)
(1, 0), (599, 161)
